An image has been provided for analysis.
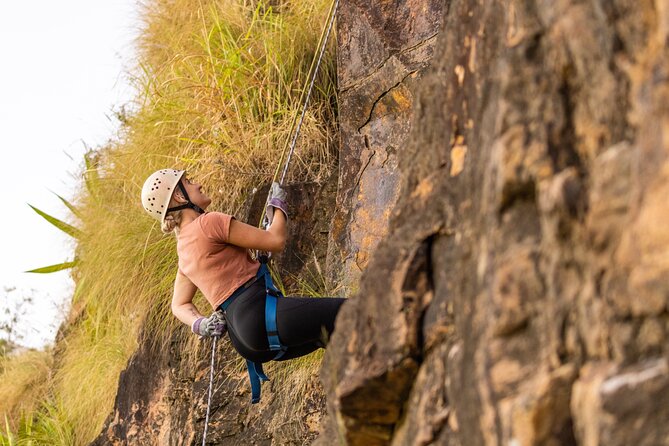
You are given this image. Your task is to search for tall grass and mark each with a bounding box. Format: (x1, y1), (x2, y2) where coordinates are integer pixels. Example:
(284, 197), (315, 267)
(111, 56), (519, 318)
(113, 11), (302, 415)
(1, 0), (337, 443)
(0, 350), (52, 429)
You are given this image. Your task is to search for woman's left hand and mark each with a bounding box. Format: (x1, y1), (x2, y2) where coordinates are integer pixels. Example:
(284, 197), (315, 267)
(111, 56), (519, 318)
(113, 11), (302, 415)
(192, 311), (227, 337)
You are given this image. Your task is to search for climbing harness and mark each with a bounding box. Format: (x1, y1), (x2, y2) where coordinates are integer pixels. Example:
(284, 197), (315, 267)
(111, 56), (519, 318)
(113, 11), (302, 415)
(201, 0), (339, 440)
(218, 254), (286, 402)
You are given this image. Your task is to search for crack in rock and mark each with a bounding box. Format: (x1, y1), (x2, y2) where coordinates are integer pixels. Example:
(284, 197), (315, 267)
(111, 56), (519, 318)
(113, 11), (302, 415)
(356, 70), (419, 133)
(340, 33), (440, 93)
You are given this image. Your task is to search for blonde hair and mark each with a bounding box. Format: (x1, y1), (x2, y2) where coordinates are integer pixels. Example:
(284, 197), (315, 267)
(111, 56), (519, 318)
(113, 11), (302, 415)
(161, 210), (183, 234)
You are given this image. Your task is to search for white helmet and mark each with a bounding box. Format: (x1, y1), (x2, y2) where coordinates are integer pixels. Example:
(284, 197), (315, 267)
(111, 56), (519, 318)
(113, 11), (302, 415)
(141, 168), (205, 223)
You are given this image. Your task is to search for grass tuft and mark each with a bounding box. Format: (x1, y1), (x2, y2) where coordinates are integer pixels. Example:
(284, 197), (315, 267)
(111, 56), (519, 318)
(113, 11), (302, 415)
(0, 350), (52, 432)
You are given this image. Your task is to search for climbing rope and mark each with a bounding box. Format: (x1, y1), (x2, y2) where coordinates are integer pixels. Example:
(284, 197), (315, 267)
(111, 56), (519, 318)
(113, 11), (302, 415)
(277, 0), (339, 186)
(258, 0), (339, 226)
(201, 1), (338, 443)
(202, 336), (217, 446)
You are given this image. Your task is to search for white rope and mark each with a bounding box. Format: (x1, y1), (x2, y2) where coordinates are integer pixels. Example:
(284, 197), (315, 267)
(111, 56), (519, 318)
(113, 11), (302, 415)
(202, 336), (217, 446)
(279, 0), (339, 186)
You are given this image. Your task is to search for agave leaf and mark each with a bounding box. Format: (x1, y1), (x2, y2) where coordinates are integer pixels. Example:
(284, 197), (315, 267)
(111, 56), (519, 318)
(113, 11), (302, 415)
(27, 204), (82, 239)
(83, 150), (100, 197)
(25, 260), (78, 274)
(3, 414), (14, 446)
(51, 191), (81, 219)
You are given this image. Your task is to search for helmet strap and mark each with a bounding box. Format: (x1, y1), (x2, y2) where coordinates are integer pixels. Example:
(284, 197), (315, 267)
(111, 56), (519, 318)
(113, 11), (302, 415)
(167, 181), (205, 215)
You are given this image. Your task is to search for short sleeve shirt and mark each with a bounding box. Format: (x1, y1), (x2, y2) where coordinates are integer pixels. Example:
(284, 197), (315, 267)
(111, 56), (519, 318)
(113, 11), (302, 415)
(177, 212), (259, 309)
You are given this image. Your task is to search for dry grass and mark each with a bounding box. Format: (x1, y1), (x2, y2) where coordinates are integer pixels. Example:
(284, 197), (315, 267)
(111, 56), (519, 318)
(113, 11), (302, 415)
(0, 350), (52, 429)
(1, 0), (338, 443)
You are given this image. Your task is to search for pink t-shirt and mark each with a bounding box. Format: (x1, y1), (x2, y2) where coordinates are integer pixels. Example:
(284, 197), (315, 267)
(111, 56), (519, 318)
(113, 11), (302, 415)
(177, 212), (259, 309)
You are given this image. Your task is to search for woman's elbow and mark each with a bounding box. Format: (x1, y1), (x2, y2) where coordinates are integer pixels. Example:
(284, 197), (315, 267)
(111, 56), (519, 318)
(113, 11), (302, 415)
(170, 299), (185, 318)
(269, 235), (287, 253)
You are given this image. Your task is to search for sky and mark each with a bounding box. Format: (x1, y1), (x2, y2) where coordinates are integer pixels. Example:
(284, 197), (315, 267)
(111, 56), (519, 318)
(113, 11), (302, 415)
(0, 1), (140, 349)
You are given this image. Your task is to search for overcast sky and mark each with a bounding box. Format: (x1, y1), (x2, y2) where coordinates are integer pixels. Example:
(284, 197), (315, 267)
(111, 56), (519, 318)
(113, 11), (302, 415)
(0, 1), (140, 348)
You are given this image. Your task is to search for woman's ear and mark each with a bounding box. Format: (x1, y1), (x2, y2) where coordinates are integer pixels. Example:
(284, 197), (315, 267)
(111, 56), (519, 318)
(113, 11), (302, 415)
(172, 190), (187, 204)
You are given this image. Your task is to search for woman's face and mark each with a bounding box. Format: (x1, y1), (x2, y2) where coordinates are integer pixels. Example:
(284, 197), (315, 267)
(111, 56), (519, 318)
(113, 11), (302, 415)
(180, 175), (212, 210)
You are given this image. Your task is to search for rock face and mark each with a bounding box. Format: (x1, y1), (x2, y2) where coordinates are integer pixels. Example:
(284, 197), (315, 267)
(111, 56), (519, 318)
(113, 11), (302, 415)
(326, 0), (444, 293)
(322, 0), (669, 445)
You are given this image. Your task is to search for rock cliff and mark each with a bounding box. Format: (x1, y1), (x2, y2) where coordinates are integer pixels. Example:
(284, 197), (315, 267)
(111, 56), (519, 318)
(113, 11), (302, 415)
(326, 0), (444, 294)
(322, 0), (669, 445)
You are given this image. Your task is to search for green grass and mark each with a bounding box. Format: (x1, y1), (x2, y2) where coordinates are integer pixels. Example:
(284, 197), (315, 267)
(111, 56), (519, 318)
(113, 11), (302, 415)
(0, 0), (338, 443)
(1, 402), (75, 446)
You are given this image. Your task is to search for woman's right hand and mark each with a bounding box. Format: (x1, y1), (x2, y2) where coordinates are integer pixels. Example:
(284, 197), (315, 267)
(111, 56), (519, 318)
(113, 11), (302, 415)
(265, 182), (288, 225)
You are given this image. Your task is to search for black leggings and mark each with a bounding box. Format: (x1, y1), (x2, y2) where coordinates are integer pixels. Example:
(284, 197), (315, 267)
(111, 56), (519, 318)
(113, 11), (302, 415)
(220, 279), (345, 363)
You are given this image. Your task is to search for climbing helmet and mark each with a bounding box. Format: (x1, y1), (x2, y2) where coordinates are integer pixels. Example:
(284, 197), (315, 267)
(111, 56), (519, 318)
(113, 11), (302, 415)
(141, 169), (186, 223)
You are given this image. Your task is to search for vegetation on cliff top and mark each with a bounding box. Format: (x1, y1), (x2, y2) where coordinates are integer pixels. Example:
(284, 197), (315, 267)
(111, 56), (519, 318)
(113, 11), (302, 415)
(0, 0), (337, 443)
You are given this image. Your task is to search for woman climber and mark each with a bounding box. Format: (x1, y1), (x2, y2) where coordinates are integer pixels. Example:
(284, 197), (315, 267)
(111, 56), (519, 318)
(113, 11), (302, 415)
(140, 169), (345, 401)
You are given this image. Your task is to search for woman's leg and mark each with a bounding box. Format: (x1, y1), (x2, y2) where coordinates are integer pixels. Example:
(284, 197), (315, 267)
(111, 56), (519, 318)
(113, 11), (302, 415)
(276, 296), (346, 348)
(224, 284), (346, 362)
(223, 282), (275, 363)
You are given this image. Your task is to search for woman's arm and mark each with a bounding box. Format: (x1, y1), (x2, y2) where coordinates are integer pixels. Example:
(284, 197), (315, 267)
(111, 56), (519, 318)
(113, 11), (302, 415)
(171, 270), (203, 326)
(228, 208), (287, 253)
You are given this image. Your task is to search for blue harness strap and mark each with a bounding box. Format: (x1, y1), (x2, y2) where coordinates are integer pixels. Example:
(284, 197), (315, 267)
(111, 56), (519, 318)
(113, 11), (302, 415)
(265, 295), (282, 352)
(222, 255), (287, 404)
(246, 360), (269, 404)
(258, 258), (287, 359)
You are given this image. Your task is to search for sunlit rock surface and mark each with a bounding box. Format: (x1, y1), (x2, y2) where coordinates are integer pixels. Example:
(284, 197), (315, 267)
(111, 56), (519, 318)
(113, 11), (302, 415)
(326, 0), (444, 294)
(321, 0), (669, 445)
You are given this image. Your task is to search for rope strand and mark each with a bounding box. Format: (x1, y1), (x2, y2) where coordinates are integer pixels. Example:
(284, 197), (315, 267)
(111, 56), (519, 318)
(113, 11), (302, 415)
(279, 0), (339, 186)
(202, 336), (217, 446)
(258, 0), (339, 227)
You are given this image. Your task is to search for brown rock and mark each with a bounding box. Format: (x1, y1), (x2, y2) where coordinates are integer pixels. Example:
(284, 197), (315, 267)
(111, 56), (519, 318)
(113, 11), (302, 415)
(323, 0), (669, 445)
(96, 0), (669, 444)
(326, 0), (445, 294)
(572, 359), (669, 446)
(508, 365), (577, 446)
(391, 344), (451, 446)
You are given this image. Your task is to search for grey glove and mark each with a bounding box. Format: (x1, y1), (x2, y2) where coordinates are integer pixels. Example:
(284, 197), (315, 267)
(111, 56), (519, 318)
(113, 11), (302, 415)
(265, 181), (288, 225)
(269, 181), (287, 201)
(191, 311), (227, 337)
